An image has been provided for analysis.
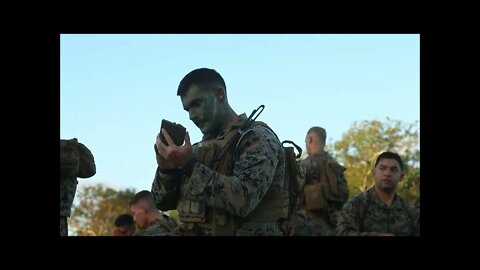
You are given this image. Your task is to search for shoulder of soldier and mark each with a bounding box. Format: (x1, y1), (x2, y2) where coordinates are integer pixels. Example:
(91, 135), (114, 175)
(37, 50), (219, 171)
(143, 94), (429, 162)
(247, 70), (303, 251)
(298, 155), (317, 168)
(133, 229), (146, 236)
(140, 222), (169, 235)
(304, 153), (330, 173)
(345, 190), (369, 209)
(325, 153), (340, 165)
(192, 141), (201, 148)
(237, 122), (282, 150)
(149, 221), (165, 229)
(409, 205), (419, 220)
(396, 195), (419, 216)
(250, 121), (279, 140)
(319, 152), (345, 170)
(311, 151), (328, 162)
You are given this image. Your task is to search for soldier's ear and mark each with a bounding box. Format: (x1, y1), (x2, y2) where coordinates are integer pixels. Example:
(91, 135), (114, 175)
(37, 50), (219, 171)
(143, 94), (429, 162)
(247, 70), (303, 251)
(214, 87), (225, 102)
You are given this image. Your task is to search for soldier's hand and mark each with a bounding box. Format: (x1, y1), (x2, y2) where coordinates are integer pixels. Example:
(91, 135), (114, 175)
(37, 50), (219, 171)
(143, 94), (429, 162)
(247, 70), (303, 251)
(156, 129), (193, 168)
(155, 148), (176, 169)
(155, 134), (177, 170)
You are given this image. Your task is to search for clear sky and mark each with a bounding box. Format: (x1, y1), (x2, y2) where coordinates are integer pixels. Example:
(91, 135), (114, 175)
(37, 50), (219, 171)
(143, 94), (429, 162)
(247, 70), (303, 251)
(60, 34), (419, 193)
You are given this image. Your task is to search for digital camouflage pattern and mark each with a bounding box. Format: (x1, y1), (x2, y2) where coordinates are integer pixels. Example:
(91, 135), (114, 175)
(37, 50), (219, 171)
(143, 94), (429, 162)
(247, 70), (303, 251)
(305, 214), (336, 236)
(60, 139), (96, 236)
(60, 176), (79, 218)
(152, 114), (286, 235)
(297, 150), (349, 236)
(336, 186), (419, 236)
(285, 210), (311, 236)
(134, 214), (178, 236)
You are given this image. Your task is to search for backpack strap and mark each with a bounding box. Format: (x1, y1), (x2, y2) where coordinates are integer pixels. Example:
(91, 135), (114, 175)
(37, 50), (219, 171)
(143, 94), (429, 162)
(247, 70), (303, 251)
(213, 105), (266, 171)
(282, 140), (302, 158)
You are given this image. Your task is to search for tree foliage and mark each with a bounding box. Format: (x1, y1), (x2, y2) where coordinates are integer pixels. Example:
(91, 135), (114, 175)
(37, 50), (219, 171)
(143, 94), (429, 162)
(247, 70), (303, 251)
(328, 118), (420, 207)
(68, 184), (136, 236)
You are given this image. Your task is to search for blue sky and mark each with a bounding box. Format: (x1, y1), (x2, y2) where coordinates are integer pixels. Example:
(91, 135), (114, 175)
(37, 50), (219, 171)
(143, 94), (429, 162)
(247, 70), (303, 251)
(60, 34), (419, 193)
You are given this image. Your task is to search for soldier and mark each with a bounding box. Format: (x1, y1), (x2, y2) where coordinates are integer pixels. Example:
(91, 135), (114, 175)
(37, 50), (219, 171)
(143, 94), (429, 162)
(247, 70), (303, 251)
(113, 214), (136, 236)
(297, 127), (349, 236)
(336, 151), (419, 236)
(60, 138), (96, 236)
(130, 190), (178, 236)
(151, 68), (287, 236)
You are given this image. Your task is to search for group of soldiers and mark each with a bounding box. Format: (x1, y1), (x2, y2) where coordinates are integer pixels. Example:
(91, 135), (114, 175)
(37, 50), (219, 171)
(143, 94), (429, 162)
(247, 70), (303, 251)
(60, 67), (419, 236)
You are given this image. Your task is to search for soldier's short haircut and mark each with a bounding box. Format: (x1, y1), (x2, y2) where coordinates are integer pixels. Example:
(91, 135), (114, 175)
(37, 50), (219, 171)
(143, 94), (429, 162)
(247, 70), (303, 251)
(308, 126), (327, 145)
(177, 68), (226, 96)
(130, 190), (153, 206)
(114, 214), (134, 227)
(374, 151), (404, 171)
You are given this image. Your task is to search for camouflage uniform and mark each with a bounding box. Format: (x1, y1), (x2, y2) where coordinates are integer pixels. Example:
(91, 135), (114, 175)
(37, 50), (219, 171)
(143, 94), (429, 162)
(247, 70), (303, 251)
(134, 214), (178, 236)
(297, 151), (348, 236)
(285, 210), (311, 236)
(60, 139), (96, 236)
(152, 114), (287, 236)
(336, 186), (419, 236)
(60, 177), (79, 236)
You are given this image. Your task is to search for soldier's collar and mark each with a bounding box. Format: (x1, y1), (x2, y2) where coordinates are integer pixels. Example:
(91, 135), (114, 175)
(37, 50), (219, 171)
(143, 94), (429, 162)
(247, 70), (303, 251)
(216, 113), (248, 140)
(369, 186), (401, 209)
(312, 150), (328, 156)
(145, 212), (164, 227)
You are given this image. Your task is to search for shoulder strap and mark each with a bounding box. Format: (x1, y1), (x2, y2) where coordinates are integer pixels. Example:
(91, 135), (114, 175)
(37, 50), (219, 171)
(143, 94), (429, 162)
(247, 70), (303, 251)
(238, 105), (265, 135)
(282, 140), (302, 159)
(226, 105), (269, 165)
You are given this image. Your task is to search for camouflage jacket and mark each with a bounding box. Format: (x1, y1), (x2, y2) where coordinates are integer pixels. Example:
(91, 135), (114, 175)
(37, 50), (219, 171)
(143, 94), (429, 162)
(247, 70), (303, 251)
(297, 150), (348, 206)
(60, 139), (96, 217)
(134, 214), (178, 236)
(297, 151), (348, 232)
(336, 186), (419, 236)
(151, 114), (285, 234)
(298, 151), (331, 189)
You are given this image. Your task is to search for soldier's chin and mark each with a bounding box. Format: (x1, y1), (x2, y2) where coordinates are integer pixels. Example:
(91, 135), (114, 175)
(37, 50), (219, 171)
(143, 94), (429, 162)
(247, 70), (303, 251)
(199, 126), (210, 135)
(379, 184), (395, 193)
